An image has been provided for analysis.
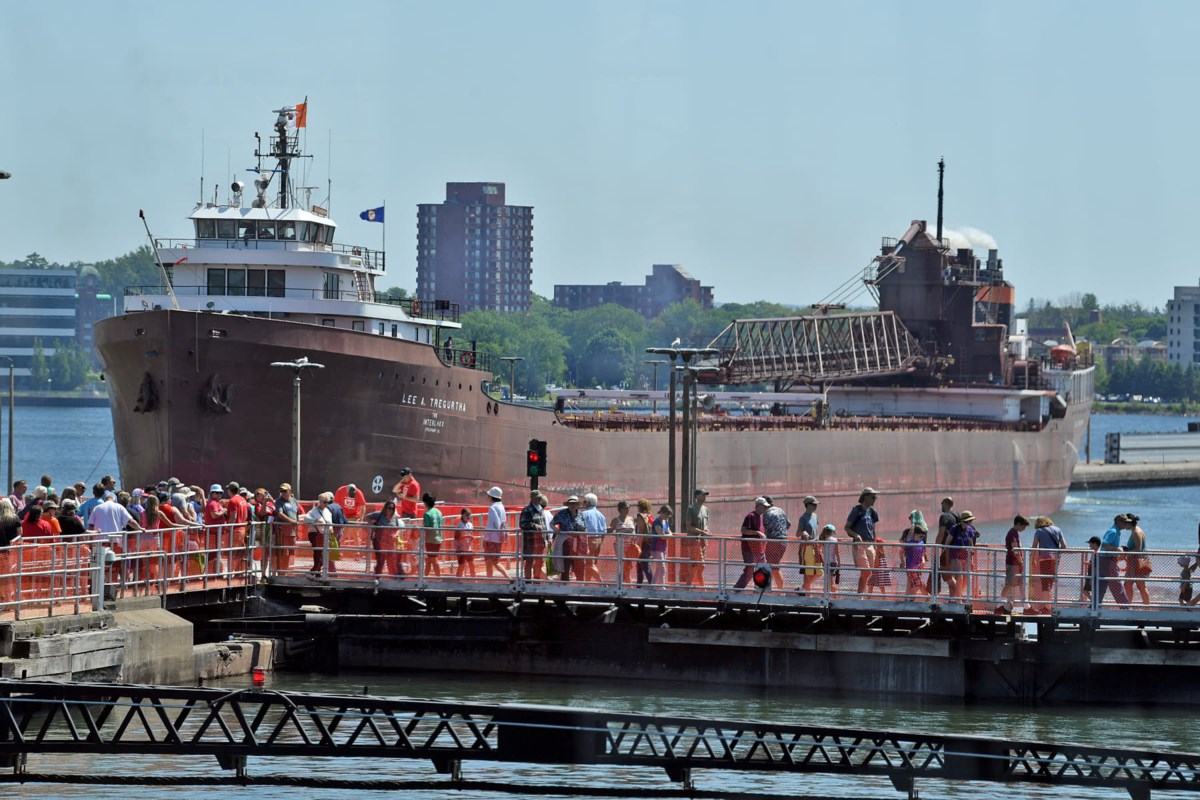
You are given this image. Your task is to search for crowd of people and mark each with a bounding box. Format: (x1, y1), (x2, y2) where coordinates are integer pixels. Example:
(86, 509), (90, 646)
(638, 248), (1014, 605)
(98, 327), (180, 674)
(0, 469), (1193, 612)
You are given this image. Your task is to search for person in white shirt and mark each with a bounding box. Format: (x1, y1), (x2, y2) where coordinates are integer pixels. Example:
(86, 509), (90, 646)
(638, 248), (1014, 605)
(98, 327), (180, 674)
(481, 487), (509, 579)
(303, 492), (335, 575)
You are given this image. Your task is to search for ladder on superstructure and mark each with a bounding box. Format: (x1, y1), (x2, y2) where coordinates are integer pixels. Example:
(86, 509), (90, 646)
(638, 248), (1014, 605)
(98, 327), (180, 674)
(352, 270), (374, 302)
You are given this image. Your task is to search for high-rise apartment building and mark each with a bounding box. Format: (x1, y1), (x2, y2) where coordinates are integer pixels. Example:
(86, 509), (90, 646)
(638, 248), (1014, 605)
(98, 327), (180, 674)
(1166, 283), (1200, 366)
(415, 183), (533, 313)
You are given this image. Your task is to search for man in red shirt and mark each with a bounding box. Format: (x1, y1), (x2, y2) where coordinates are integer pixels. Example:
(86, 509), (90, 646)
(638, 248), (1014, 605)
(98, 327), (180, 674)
(203, 483), (228, 574)
(391, 469), (421, 573)
(226, 481), (251, 573)
(333, 483), (365, 573)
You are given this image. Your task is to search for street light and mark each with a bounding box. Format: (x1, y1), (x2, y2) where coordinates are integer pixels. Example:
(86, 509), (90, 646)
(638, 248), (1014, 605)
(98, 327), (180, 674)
(0, 357), (13, 494)
(645, 345), (718, 523)
(499, 356), (524, 401)
(269, 356), (324, 498)
(643, 359), (666, 414)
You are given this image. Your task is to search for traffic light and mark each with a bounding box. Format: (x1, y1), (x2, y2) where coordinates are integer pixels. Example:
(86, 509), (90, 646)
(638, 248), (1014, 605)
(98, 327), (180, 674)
(526, 439), (547, 477)
(752, 564), (772, 591)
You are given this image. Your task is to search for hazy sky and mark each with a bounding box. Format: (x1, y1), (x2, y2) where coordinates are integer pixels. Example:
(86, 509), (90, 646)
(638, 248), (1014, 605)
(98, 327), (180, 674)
(1, 1), (1196, 309)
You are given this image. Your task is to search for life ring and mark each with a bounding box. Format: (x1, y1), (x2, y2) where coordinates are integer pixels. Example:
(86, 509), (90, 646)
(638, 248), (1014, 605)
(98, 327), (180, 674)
(459, 352), (471, 366)
(411, 299), (421, 315)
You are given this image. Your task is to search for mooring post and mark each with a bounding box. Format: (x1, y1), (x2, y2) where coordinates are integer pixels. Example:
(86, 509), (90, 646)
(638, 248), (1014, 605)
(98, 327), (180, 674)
(664, 764), (693, 790)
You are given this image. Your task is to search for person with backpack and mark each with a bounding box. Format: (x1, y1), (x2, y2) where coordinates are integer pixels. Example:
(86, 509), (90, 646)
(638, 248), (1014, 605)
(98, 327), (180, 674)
(944, 510), (978, 599)
(844, 488), (880, 595)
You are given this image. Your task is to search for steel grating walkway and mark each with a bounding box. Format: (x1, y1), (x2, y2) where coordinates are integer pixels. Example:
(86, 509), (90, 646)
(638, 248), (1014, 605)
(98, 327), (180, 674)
(0, 680), (1193, 798)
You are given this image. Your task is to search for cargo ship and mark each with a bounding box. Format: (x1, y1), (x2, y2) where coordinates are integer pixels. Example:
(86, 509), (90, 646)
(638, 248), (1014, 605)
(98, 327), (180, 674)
(94, 107), (1092, 533)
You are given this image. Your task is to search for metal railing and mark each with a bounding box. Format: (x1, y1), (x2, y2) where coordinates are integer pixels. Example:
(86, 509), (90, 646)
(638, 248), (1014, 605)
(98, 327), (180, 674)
(123, 285), (461, 323)
(4, 516), (1198, 622)
(152, 238), (386, 271)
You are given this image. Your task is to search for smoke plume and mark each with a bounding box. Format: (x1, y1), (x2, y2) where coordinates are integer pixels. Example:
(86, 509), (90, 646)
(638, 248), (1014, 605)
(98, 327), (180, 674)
(939, 226), (998, 251)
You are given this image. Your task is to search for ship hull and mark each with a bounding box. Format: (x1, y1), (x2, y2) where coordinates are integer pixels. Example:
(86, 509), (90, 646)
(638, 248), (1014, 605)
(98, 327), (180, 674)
(95, 310), (1091, 534)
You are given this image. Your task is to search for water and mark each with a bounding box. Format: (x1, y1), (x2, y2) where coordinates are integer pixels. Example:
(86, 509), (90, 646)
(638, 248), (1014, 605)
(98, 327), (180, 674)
(4, 407), (1198, 798)
(0, 403), (119, 491)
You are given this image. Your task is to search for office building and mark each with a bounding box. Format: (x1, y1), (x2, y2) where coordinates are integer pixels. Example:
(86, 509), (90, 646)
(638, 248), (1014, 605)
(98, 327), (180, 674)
(415, 183), (533, 313)
(554, 264), (714, 318)
(0, 268), (77, 387)
(1167, 283), (1200, 366)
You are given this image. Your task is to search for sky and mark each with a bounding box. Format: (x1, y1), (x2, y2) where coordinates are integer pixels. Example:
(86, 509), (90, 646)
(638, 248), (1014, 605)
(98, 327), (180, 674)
(1, 1), (1197, 310)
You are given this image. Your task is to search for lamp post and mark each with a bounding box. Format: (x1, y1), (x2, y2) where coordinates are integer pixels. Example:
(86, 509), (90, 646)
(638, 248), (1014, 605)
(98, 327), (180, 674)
(269, 356), (324, 498)
(500, 356), (524, 401)
(643, 359), (666, 414)
(645, 346), (718, 523)
(0, 357), (12, 493)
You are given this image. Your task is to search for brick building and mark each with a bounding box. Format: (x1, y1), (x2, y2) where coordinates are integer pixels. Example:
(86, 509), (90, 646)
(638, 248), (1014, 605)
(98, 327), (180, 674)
(415, 183), (533, 313)
(554, 264), (713, 318)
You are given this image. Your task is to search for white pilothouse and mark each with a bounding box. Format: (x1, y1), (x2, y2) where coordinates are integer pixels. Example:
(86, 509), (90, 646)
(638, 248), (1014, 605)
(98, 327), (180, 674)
(128, 104), (459, 344)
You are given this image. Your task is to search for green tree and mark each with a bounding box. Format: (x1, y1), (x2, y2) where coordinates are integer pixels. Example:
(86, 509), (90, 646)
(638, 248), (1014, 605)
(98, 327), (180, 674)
(578, 329), (636, 388)
(48, 339), (89, 390)
(92, 246), (159, 298)
(28, 338), (49, 387)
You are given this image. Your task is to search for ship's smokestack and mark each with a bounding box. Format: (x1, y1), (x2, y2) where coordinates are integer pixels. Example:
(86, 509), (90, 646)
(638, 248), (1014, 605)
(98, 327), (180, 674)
(936, 157), (945, 243)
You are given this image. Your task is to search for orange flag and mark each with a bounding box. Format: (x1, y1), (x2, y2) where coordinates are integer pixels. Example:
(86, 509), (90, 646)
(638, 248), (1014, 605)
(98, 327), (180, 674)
(294, 101), (307, 128)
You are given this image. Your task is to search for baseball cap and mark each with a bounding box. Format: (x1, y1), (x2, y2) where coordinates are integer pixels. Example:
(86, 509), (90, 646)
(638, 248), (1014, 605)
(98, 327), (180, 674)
(279, 483), (292, 492)
(754, 496), (768, 506)
(803, 495), (819, 506)
(131, 488), (143, 498)
(226, 481), (240, 493)
(486, 486), (503, 499)
(399, 468), (412, 477)
(693, 488), (709, 496)
(566, 495), (580, 503)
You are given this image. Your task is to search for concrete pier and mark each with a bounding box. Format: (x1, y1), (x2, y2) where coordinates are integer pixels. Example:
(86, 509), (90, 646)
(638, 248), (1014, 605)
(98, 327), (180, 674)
(1071, 460), (1200, 489)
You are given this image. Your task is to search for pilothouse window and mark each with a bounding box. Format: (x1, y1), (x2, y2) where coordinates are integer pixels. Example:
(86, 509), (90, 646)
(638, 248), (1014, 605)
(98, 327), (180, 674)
(196, 219), (216, 239)
(278, 222), (296, 241)
(217, 219), (237, 239)
(237, 221), (255, 241)
(257, 221), (276, 240)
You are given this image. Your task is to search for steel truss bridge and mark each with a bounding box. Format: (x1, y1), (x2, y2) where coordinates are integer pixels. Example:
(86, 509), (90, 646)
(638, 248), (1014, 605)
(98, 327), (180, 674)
(0, 680), (1195, 799)
(706, 311), (923, 389)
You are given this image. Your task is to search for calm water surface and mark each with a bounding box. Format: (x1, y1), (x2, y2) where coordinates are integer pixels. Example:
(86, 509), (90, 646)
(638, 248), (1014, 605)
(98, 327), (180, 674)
(5, 407), (1199, 798)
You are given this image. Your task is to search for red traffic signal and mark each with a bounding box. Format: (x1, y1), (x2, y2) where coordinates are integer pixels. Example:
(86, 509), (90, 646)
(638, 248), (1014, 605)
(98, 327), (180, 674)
(526, 440), (547, 477)
(752, 565), (772, 591)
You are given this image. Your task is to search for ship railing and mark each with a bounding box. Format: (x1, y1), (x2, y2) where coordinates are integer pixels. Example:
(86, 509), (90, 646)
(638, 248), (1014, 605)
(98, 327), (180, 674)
(152, 238), (386, 271)
(257, 521), (1200, 619)
(437, 346), (493, 373)
(123, 285), (461, 323)
(557, 411), (1028, 434)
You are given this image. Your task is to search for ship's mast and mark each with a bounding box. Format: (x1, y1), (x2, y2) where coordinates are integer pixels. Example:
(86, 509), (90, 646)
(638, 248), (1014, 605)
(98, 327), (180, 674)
(273, 112), (293, 209)
(936, 157), (945, 243)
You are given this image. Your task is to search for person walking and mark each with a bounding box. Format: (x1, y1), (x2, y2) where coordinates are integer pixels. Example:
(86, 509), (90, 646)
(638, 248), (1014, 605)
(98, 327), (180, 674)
(609, 500), (637, 585)
(302, 493), (335, 576)
(1123, 513), (1152, 604)
(364, 500), (404, 577)
(761, 496), (791, 590)
(1030, 515), (1065, 614)
(581, 493), (606, 583)
(683, 489), (711, 588)
(551, 496), (586, 581)
(649, 505), (672, 586)
(454, 508), (476, 578)
(1001, 515), (1029, 607)
(944, 510), (978, 599)
(519, 490), (548, 580)
(844, 488), (880, 595)
(1095, 514), (1132, 607)
(421, 492), (443, 577)
(272, 483), (299, 575)
(900, 510), (929, 597)
(633, 499), (654, 586)
(481, 487), (510, 579)
(733, 497), (768, 590)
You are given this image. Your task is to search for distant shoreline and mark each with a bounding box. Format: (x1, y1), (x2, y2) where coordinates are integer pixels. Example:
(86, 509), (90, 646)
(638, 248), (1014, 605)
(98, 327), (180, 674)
(5, 392), (109, 408)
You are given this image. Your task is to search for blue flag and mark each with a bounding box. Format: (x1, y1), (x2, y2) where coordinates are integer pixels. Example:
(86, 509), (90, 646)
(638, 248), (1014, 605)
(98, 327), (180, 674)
(359, 206), (385, 223)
